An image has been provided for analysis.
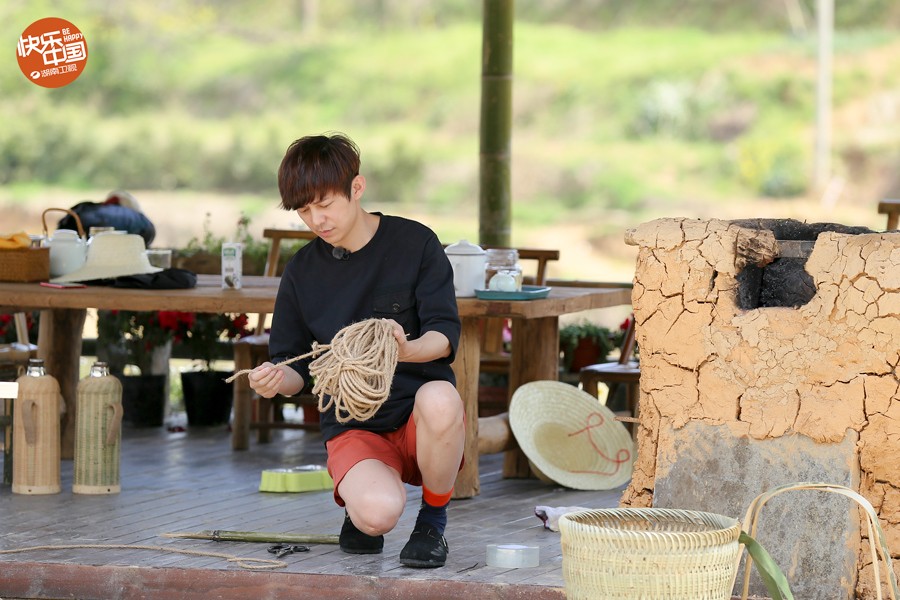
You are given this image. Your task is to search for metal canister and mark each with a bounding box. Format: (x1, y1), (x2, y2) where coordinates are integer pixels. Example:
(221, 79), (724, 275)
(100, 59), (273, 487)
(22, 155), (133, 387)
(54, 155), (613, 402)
(74, 361), (123, 494)
(13, 358), (61, 494)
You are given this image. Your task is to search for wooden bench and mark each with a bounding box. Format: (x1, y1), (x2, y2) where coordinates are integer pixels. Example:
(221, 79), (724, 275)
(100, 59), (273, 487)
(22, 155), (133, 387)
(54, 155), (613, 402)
(879, 199), (900, 230)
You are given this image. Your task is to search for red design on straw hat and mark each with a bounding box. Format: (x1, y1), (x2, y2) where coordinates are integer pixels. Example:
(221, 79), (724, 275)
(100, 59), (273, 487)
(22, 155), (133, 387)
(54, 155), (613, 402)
(567, 412), (632, 476)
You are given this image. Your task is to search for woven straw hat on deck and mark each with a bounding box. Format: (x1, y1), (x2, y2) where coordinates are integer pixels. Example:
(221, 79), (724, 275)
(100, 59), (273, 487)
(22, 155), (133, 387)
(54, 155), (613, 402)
(509, 380), (634, 491)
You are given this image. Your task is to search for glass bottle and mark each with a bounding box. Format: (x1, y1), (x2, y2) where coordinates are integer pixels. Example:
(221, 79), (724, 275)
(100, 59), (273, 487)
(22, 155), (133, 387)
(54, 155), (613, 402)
(484, 248), (523, 292)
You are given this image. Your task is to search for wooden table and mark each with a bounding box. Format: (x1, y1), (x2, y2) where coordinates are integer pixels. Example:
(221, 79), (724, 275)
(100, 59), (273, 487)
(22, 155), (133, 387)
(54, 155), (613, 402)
(451, 286), (632, 497)
(0, 277), (631, 498)
(0, 275), (278, 460)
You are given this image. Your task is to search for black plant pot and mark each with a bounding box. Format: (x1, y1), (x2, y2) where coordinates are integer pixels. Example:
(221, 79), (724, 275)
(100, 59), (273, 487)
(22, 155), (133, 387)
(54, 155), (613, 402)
(121, 374), (167, 427)
(181, 370), (234, 427)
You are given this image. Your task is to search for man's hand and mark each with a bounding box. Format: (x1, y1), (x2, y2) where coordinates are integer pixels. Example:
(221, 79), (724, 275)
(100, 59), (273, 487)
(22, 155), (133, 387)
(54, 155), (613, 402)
(248, 362), (303, 398)
(383, 318), (411, 360)
(382, 318), (450, 363)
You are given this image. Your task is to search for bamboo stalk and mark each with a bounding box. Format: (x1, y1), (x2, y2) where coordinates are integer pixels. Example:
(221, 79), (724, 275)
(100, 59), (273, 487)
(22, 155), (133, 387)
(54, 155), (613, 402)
(163, 530), (339, 545)
(479, 0), (514, 247)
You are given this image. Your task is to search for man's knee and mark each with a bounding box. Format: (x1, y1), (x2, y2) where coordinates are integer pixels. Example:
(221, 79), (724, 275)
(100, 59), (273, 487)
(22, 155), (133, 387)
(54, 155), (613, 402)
(346, 489), (405, 535)
(415, 381), (463, 429)
(351, 506), (403, 536)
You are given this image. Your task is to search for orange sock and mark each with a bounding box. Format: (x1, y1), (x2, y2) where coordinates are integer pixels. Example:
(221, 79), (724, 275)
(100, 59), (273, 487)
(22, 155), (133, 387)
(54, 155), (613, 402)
(422, 485), (452, 508)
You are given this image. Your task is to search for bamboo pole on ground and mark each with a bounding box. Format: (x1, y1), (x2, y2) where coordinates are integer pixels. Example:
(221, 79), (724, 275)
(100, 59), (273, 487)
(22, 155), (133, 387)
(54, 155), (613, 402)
(163, 530), (339, 545)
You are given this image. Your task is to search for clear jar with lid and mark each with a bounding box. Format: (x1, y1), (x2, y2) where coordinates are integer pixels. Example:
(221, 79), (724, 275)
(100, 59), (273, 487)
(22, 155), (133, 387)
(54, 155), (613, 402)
(26, 358), (46, 377)
(484, 248), (523, 292)
(89, 361), (110, 378)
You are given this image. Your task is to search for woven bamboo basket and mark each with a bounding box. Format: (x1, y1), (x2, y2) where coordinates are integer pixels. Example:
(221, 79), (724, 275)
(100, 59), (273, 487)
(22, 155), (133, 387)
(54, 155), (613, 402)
(739, 483), (898, 600)
(559, 508), (741, 600)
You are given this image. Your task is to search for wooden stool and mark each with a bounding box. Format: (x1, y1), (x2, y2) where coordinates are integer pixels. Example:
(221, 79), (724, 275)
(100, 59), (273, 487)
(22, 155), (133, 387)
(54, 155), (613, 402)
(878, 199), (899, 230)
(0, 313), (38, 482)
(578, 319), (639, 432)
(230, 229), (317, 450)
(232, 334), (320, 449)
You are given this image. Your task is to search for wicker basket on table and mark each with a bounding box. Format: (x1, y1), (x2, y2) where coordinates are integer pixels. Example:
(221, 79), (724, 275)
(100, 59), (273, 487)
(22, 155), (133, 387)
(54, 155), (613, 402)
(0, 206), (85, 283)
(0, 247), (49, 282)
(559, 508), (742, 600)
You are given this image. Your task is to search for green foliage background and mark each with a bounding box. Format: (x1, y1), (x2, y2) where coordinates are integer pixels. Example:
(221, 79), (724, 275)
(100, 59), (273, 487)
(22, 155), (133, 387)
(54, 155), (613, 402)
(2, 1), (900, 237)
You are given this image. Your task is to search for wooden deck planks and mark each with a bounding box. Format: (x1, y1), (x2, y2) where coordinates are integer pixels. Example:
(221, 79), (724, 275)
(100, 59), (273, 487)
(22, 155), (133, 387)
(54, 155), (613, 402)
(0, 422), (624, 599)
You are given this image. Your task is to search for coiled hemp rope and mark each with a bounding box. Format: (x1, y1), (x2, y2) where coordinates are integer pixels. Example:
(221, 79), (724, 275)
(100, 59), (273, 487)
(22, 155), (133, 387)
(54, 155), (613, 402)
(227, 319), (398, 424)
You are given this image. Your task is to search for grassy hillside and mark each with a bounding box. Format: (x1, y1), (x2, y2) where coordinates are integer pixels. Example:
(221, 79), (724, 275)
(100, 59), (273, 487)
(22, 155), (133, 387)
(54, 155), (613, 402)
(2, 4), (899, 282)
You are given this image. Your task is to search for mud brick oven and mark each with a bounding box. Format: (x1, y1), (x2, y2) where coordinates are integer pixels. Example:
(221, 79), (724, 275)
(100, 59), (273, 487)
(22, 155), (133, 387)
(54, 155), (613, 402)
(621, 218), (899, 599)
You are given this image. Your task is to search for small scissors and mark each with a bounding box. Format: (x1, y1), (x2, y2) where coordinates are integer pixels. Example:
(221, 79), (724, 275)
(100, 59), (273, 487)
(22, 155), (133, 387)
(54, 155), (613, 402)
(267, 544), (310, 558)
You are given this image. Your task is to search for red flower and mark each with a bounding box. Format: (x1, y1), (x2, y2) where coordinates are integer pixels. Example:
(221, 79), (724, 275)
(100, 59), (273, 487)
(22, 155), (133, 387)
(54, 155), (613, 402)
(232, 313), (249, 331)
(0, 311), (40, 345)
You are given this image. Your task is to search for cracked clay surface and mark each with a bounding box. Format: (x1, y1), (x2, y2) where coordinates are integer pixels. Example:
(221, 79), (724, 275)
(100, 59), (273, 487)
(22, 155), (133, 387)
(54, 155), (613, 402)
(621, 218), (899, 597)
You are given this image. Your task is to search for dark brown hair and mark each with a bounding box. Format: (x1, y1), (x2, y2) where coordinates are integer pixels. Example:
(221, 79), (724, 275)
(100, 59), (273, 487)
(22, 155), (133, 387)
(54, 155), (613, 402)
(277, 133), (360, 210)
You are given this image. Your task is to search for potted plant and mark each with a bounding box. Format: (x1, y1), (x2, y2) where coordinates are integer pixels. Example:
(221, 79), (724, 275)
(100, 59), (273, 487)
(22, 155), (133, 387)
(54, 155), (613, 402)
(96, 310), (192, 426)
(0, 311), (39, 344)
(174, 213), (273, 276)
(559, 320), (614, 373)
(0, 311), (39, 382)
(611, 314), (638, 361)
(176, 312), (250, 427)
(174, 212), (313, 276)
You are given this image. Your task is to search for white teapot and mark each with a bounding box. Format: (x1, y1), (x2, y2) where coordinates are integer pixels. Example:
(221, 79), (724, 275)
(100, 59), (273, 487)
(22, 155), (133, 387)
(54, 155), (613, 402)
(444, 240), (486, 297)
(47, 229), (88, 278)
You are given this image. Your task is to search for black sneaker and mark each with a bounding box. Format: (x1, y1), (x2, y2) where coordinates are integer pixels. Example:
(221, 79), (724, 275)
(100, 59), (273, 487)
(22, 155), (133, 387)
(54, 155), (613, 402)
(399, 523), (448, 568)
(339, 513), (384, 554)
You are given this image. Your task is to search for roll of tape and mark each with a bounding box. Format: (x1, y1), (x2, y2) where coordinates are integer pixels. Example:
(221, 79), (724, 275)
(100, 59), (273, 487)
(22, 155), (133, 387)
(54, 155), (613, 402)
(486, 544), (540, 568)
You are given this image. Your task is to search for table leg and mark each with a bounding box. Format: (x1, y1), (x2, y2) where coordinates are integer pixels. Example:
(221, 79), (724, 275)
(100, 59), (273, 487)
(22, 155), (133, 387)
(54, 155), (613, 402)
(231, 343), (252, 450)
(37, 308), (87, 461)
(504, 316), (559, 478)
(451, 317), (481, 499)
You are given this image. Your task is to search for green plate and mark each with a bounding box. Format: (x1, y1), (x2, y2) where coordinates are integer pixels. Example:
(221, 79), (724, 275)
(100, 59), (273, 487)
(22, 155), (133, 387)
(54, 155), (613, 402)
(474, 285), (551, 301)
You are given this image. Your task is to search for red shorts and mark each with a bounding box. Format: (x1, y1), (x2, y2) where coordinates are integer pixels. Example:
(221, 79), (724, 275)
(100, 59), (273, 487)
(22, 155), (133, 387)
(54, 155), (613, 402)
(325, 414), (465, 506)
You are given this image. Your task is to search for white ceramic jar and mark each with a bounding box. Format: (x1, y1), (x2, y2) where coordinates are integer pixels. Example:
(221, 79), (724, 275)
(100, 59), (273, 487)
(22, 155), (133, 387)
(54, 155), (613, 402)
(47, 229), (88, 278)
(444, 240), (486, 297)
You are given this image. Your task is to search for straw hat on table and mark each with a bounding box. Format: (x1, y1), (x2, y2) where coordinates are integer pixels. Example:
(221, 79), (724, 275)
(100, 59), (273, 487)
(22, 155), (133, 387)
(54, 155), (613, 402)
(50, 233), (161, 283)
(509, 380), (635, 491)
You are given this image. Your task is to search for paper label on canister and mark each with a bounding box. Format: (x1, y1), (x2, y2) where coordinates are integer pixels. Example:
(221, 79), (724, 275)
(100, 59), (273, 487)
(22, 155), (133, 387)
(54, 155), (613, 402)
(222, 243), (242, 289)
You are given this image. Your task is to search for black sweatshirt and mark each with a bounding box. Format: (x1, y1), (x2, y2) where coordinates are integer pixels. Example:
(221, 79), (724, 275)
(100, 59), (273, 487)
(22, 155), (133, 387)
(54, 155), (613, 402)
(268, 214), (461, 442)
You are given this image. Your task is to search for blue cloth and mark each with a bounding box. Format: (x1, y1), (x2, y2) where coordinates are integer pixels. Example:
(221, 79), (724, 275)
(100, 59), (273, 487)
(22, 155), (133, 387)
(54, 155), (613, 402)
(59, 202), (156, 246)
